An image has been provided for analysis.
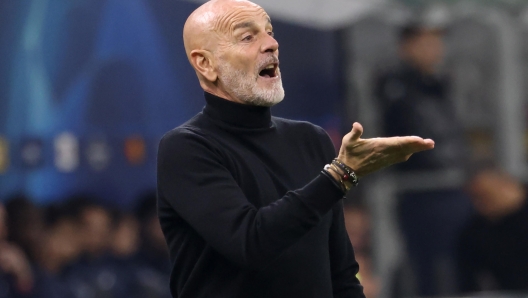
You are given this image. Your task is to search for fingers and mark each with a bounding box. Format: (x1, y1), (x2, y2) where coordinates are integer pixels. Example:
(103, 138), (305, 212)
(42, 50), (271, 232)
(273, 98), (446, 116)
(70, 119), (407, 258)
(423, 138), (435, 147)
(398, 136), (435, 153)
(350, 122), (363, 141)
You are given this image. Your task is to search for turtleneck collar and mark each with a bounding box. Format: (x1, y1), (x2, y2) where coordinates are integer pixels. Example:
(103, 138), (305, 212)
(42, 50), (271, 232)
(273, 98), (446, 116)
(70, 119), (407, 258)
(203, 92), (272, 129)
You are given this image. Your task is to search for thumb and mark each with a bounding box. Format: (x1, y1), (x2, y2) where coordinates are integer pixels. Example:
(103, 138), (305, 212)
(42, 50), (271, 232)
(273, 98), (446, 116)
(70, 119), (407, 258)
(350, 122), (363, 141)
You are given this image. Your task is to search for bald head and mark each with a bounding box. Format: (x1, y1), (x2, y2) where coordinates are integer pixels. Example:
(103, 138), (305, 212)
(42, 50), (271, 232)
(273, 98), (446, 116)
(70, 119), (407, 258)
(182, 0), (284, 106)
(183, 0), (261, 60)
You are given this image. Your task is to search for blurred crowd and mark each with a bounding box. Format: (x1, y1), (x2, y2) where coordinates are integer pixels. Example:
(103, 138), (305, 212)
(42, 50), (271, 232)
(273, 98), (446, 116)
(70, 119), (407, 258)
(0, 192), (171, 298)
(344, 204), (379, 298)
(1, 170), (525, 298)
(348, 15), (528, 297)
(458, 165), (528, 293)
(345, 163), (528, 298)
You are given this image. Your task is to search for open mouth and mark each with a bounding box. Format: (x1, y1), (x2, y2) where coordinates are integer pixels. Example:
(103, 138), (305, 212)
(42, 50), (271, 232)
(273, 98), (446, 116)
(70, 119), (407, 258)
(258, 63), (279, 79)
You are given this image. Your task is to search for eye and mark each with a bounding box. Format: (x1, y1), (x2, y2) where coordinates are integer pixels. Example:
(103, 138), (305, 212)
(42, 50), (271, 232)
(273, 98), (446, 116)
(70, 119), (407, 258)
(242, 35), (253, 42)
(268, 31), (274, 37)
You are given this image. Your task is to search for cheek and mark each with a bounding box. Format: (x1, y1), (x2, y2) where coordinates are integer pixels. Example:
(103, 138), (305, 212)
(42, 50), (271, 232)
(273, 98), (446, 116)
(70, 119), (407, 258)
(234, 56), (256, 74)
(218, 46), (258, 73)
(422, 40), (443, 60)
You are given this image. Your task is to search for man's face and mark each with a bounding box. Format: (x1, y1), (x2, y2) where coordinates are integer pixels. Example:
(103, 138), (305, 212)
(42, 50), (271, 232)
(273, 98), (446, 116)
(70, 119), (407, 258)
(80, 207), (112, 255)
(468, 170), (525, 219)
(213, 3), (284, 107)
(403, 30), (445, 73)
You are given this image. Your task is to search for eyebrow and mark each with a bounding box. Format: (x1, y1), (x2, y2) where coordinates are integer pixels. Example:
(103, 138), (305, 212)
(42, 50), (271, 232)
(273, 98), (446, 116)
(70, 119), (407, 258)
(232, 18), (272, 31)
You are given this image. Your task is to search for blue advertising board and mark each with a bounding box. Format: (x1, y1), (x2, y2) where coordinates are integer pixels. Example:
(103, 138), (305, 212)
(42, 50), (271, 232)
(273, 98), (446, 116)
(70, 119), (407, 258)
(0, 0), (346, 207)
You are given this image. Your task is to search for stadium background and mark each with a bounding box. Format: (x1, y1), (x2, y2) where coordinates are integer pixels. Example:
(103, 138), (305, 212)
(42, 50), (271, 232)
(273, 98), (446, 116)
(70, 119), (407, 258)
(0, 0), (345, 207)
(2, 0), (528, 297)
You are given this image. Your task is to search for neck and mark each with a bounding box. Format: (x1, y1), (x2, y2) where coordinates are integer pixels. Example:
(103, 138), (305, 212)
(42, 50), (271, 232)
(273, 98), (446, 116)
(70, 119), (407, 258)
(408, 60), (437, 76)
(201, 82), (245, 105)
(203, 92), (272, 129)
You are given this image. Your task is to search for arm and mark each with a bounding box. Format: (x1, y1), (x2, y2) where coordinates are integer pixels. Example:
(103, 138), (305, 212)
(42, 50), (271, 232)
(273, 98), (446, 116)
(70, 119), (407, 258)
(158, 123), (434, 271)
(329, 202), (365, 298)
(157, 128), (344, 271)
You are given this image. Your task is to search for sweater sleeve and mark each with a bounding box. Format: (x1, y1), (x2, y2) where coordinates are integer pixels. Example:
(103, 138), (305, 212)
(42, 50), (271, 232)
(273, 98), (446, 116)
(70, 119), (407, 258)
(329, 201), (365, 297)
(312, 124), (365, 297)
(157, 128), (344, 271)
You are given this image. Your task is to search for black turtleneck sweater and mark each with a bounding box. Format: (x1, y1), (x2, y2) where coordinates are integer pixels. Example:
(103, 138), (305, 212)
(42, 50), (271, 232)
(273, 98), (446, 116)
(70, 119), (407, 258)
(157, 93), (364, 298)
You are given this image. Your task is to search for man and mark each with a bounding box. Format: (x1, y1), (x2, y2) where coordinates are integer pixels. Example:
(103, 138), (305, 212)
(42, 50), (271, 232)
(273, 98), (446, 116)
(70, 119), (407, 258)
(376, 23), (467, 173)
(156, 1), (434, 297)
(375, 22), (471, 296)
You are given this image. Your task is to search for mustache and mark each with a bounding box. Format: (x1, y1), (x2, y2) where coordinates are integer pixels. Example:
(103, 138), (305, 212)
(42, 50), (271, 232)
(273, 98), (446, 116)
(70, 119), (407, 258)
(257, 56), (279, 70)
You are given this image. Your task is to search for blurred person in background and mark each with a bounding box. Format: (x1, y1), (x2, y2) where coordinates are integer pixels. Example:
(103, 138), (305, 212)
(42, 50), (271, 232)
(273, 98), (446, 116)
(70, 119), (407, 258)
(110, 211), (140, 261)
(75, 198), (113, 260)
(375, 21), (472, 296)
(0, 202), (35, 297)
(343, 204), (379, 298)
(457, 165), (528, 293)
(30, 203), (83, 297)
(344, 204), (371, 256)
(39, 204), (82, 275)
(5, 195), (44, 264)
(62, 195), (136, 298)
(106, 210), (145, 298)
(133, 191), (171, 298)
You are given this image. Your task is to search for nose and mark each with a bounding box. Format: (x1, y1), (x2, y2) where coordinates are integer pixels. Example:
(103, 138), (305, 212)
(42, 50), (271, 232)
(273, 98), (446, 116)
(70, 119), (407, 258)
(261, 33), (279, 53)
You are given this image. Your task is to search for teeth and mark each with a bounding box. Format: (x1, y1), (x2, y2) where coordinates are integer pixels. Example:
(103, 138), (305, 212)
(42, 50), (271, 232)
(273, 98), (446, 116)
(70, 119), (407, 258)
(265, 64), (274, 69)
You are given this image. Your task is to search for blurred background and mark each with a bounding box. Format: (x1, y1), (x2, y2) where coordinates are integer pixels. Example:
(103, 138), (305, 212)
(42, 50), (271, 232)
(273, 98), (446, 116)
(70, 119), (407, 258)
(1, 0), (528, 297)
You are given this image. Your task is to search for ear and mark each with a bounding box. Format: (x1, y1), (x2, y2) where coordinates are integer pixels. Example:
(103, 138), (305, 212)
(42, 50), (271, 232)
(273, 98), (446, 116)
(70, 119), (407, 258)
(190, 50), (218, 82)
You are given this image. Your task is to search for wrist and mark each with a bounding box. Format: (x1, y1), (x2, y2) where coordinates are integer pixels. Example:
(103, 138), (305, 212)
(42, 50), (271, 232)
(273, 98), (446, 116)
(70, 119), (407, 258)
(325, 165), (342, 182)
(321, 166), (346, 193)
(322, 159), (359, 193)
(336, 155), (362, 178)
(331, 159), (359, 188)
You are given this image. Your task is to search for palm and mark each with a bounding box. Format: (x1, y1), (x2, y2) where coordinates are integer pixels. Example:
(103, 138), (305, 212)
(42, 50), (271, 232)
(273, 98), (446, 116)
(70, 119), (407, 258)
(337, 123), (434, 178)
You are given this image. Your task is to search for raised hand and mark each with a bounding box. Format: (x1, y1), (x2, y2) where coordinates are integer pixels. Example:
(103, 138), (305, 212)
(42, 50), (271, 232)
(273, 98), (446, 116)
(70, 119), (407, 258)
(337, 122), (434, 178)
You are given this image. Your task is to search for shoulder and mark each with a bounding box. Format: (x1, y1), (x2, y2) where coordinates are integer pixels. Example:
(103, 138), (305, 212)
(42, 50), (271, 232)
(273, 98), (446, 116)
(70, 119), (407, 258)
(158, 115), (218, 157)
(272, 117), (336, 157)
(160, 111), (214, 141)
(161, 123), (204, 147)
(272, 117), (330, 140)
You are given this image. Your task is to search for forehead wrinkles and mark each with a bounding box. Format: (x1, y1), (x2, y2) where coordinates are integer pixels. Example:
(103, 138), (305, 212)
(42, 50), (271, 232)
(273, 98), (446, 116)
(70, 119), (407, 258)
(213, 6), (268, 35)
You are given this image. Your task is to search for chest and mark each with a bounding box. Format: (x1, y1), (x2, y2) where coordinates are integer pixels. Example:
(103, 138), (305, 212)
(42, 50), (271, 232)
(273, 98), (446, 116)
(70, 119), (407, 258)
(212, 131), (330, 208)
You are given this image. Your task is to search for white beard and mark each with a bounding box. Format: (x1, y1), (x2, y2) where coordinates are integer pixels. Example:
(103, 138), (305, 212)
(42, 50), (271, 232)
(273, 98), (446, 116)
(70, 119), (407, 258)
(216, 58), (285, 107)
